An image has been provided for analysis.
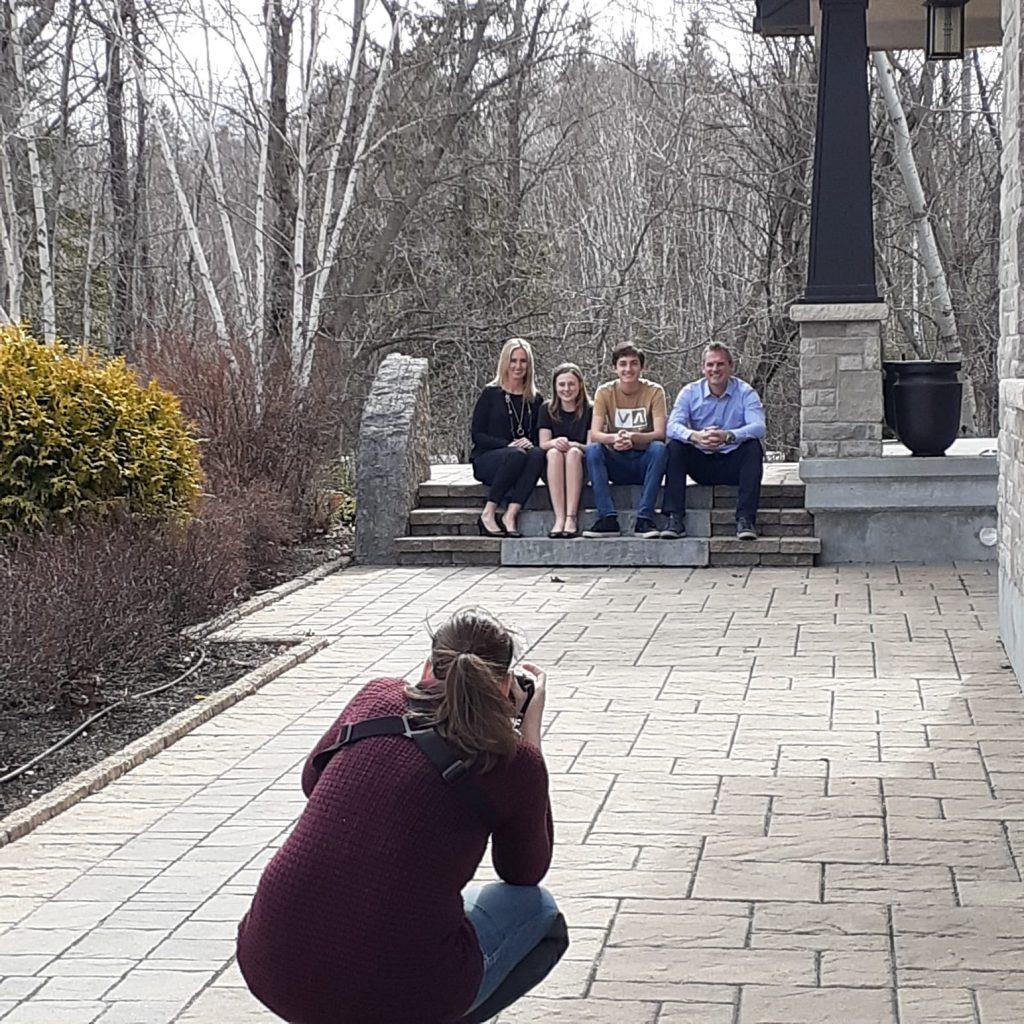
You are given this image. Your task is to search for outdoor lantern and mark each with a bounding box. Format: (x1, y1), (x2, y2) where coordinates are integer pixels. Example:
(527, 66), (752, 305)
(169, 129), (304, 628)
(753, 0), (812, 36)
(924, 0), (968, 60)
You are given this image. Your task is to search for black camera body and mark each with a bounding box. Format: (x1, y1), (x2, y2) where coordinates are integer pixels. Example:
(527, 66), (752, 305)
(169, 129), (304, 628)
(511, 669), (535, 723)
(513, 669), (535, 691)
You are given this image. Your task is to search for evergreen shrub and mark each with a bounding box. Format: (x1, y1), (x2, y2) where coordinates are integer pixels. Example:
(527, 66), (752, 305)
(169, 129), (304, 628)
(0, 325), (202, 533)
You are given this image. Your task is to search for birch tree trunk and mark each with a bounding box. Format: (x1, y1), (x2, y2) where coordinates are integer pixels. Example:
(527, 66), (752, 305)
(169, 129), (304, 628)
(299, 9), (397, 389)
(200, 0), (251, 330)
(10, 16), (56, 344)
(872, 51), (977, 434)
(121, 17), (236, 369)
(103, 2), (133, 354)
(289, 1), (319, 384)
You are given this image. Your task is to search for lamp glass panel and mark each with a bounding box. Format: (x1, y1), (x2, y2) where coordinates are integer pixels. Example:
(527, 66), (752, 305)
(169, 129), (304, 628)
(926, 5), (965, 60)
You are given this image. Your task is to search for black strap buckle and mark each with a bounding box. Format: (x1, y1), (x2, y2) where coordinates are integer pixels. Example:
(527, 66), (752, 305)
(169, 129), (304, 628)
(441, 759), (469, 782)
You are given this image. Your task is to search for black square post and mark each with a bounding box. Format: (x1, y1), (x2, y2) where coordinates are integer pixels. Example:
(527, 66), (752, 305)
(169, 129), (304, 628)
(803, 0), (880, 303)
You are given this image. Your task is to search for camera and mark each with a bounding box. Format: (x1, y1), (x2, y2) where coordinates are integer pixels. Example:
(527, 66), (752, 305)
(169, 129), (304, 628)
(510, 669), (535, 722)
(513, 669), (535, 691)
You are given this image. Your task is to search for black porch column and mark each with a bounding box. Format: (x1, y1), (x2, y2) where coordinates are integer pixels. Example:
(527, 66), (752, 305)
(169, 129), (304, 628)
(804, 0), (880, 302)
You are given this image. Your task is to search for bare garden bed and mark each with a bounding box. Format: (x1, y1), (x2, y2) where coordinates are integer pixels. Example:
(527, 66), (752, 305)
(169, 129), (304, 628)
(0, 536), (346, 821)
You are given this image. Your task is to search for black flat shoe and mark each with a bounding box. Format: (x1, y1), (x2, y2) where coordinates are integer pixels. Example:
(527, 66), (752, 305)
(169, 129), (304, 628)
(477, 516), (504, 538)
(499, 515), (522, 539)
(548, 529), (565, 539)
(562, 527), (579, 539)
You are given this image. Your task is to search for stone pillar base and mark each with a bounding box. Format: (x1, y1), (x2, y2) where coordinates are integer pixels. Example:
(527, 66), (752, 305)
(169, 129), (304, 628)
(791, 302), (887, 459)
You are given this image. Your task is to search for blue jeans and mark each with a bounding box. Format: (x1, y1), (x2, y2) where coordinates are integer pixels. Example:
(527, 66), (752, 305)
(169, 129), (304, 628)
(463, 882), (561, 1012)
(585, 441), (668, 521)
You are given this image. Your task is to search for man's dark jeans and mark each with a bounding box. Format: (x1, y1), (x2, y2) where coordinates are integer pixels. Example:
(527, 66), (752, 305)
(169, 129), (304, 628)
(662, 438), (764, 523)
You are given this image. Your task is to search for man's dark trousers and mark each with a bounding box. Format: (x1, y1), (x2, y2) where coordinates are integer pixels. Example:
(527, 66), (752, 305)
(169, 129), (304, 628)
(662, 439), (764, 522)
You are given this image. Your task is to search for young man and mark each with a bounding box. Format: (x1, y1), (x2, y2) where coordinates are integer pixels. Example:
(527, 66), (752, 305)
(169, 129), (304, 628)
(583, 344), (668, 538)
(662, 343), (765, 540)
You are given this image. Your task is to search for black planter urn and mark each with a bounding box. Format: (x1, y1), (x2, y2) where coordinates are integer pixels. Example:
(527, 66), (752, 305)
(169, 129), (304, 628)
(882, 361), (962, 457)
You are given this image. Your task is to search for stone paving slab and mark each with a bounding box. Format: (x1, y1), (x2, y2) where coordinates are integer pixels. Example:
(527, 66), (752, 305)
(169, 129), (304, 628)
(0, 562), (1022, 1022)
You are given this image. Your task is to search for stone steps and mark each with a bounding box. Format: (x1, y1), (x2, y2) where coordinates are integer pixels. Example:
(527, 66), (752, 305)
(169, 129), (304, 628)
(397, 469), (820, 568)
(394, 533), (821, 568)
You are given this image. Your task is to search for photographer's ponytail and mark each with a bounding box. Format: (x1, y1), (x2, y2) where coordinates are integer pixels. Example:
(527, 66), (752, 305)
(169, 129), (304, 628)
(415, 610), (519, 768)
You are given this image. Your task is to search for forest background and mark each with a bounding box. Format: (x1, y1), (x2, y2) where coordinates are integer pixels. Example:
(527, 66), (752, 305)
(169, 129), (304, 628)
(0, 0), (1004, 463)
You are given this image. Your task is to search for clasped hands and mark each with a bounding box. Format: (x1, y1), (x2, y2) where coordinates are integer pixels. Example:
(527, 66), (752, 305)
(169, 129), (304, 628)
(612, 430), (634, 451)
(691, 427), (731, 451)
(508, 437), (534, 449)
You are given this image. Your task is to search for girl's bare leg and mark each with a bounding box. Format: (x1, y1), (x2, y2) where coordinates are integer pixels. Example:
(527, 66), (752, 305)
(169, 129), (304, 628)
(565, 447), (584, 535)
(546, 448), (567, 534)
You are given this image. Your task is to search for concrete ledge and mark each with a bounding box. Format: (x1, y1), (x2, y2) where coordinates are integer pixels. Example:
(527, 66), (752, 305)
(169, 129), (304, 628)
(1000, 566), (1024, 689)
(0, 638), (330, 849)
(501, 537), (709, 567)
(799, 456), (998, 564)
(801, 456), (998, 510)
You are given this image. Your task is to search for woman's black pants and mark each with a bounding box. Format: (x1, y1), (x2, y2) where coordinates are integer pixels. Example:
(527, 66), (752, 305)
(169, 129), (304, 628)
(472, 447), (545, 507)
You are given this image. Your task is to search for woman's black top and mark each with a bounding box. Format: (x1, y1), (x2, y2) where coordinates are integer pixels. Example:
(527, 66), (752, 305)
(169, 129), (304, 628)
(470, 386), (544, 459)
(538, 402), (592, 446)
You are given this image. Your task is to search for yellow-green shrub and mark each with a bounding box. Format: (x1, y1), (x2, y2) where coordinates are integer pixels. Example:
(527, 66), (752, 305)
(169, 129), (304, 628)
(0, 325), (203, 533)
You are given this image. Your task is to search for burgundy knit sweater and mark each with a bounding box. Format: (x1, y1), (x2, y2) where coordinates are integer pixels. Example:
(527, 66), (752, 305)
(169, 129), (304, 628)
(236, 677), (553, 1024)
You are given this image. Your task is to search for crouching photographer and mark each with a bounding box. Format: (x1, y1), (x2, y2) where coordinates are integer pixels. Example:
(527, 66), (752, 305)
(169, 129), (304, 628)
(236, 608), (567, 1024)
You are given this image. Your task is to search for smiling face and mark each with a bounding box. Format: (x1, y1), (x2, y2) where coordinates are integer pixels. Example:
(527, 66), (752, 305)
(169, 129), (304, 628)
(555, 370), (581, 410)
(506, 348), (529, 387)
(615, 355), (642, 388)
(702, 347), (734, 394)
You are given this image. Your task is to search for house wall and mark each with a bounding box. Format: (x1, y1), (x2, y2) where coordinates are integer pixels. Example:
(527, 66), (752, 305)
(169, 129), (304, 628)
(1000, 0), (1024, 683)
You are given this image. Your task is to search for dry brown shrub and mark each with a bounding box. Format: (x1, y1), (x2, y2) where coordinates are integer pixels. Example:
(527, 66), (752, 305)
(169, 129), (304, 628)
(136, 333), (343, 536)
(0, 511), (249, 714)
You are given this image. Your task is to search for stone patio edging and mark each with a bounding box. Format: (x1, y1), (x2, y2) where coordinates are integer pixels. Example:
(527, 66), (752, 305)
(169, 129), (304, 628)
(185, 555), (351, 640)
(0, 636), (331, 849)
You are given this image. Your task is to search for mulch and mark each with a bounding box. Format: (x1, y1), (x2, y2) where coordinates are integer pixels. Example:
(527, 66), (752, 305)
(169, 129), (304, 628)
(0, 537), (348, 821)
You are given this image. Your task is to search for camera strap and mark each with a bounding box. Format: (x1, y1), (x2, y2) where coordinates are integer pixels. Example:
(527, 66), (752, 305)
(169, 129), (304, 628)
(308, 714), (497, 829)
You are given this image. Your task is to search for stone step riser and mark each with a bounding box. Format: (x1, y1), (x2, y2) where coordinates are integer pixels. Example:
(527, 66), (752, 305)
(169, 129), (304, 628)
(411, 521), (814, 538)
(710, 553), (816, 567)
(398, 550), (817, 568)
(418, 483), (806, 508)
(500, 537), (710, 567)
(411, 509), (713, 539)
(417, 494), (808, 510)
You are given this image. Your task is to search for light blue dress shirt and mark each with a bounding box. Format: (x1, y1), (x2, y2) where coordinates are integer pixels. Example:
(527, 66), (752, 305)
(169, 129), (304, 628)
(667, 377), (766, 455)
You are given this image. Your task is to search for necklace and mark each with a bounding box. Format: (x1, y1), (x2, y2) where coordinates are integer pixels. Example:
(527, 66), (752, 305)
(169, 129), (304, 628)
(504, 392), (531, 438)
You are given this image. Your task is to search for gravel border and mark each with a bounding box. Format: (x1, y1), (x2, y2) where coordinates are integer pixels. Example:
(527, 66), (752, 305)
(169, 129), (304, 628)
(0, 637), (330, 848)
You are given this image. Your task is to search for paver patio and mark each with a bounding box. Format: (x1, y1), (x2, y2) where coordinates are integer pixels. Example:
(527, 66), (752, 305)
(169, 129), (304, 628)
(1, 562), (1023, 1023)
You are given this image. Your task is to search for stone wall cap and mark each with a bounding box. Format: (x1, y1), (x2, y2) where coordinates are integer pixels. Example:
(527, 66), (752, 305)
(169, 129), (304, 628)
(790, 302), (889, 323)
(800, 456), (999, 481)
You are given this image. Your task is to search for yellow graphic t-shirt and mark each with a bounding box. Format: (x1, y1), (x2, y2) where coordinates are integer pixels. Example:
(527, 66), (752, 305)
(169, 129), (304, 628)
(592, 379), (667, 447)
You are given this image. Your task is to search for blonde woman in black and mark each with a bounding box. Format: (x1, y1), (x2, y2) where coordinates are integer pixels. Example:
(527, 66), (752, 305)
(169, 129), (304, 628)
(538, 363), (592, 538)
(470, 339), (545, 538)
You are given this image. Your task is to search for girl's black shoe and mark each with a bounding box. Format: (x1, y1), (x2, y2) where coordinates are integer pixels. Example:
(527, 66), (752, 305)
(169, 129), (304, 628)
(477, 517), (505, 538)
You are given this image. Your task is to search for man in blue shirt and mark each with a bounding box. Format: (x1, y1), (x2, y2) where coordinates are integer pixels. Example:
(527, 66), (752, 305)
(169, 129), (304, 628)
(661, 343), (765, 540)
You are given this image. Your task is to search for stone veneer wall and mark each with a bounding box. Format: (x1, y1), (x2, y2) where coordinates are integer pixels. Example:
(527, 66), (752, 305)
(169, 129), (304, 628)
(1000, 0), (1024, 682)
(354, 353), (431, 564)
(791, 303), (888, 459)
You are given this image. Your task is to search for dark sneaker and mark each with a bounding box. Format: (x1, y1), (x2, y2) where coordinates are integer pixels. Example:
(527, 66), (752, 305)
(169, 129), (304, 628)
(582, 515), (620, 538)
(660, 514), (687, 540)
(635, 517), (661, 539)
(736, 518), (758, 540)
